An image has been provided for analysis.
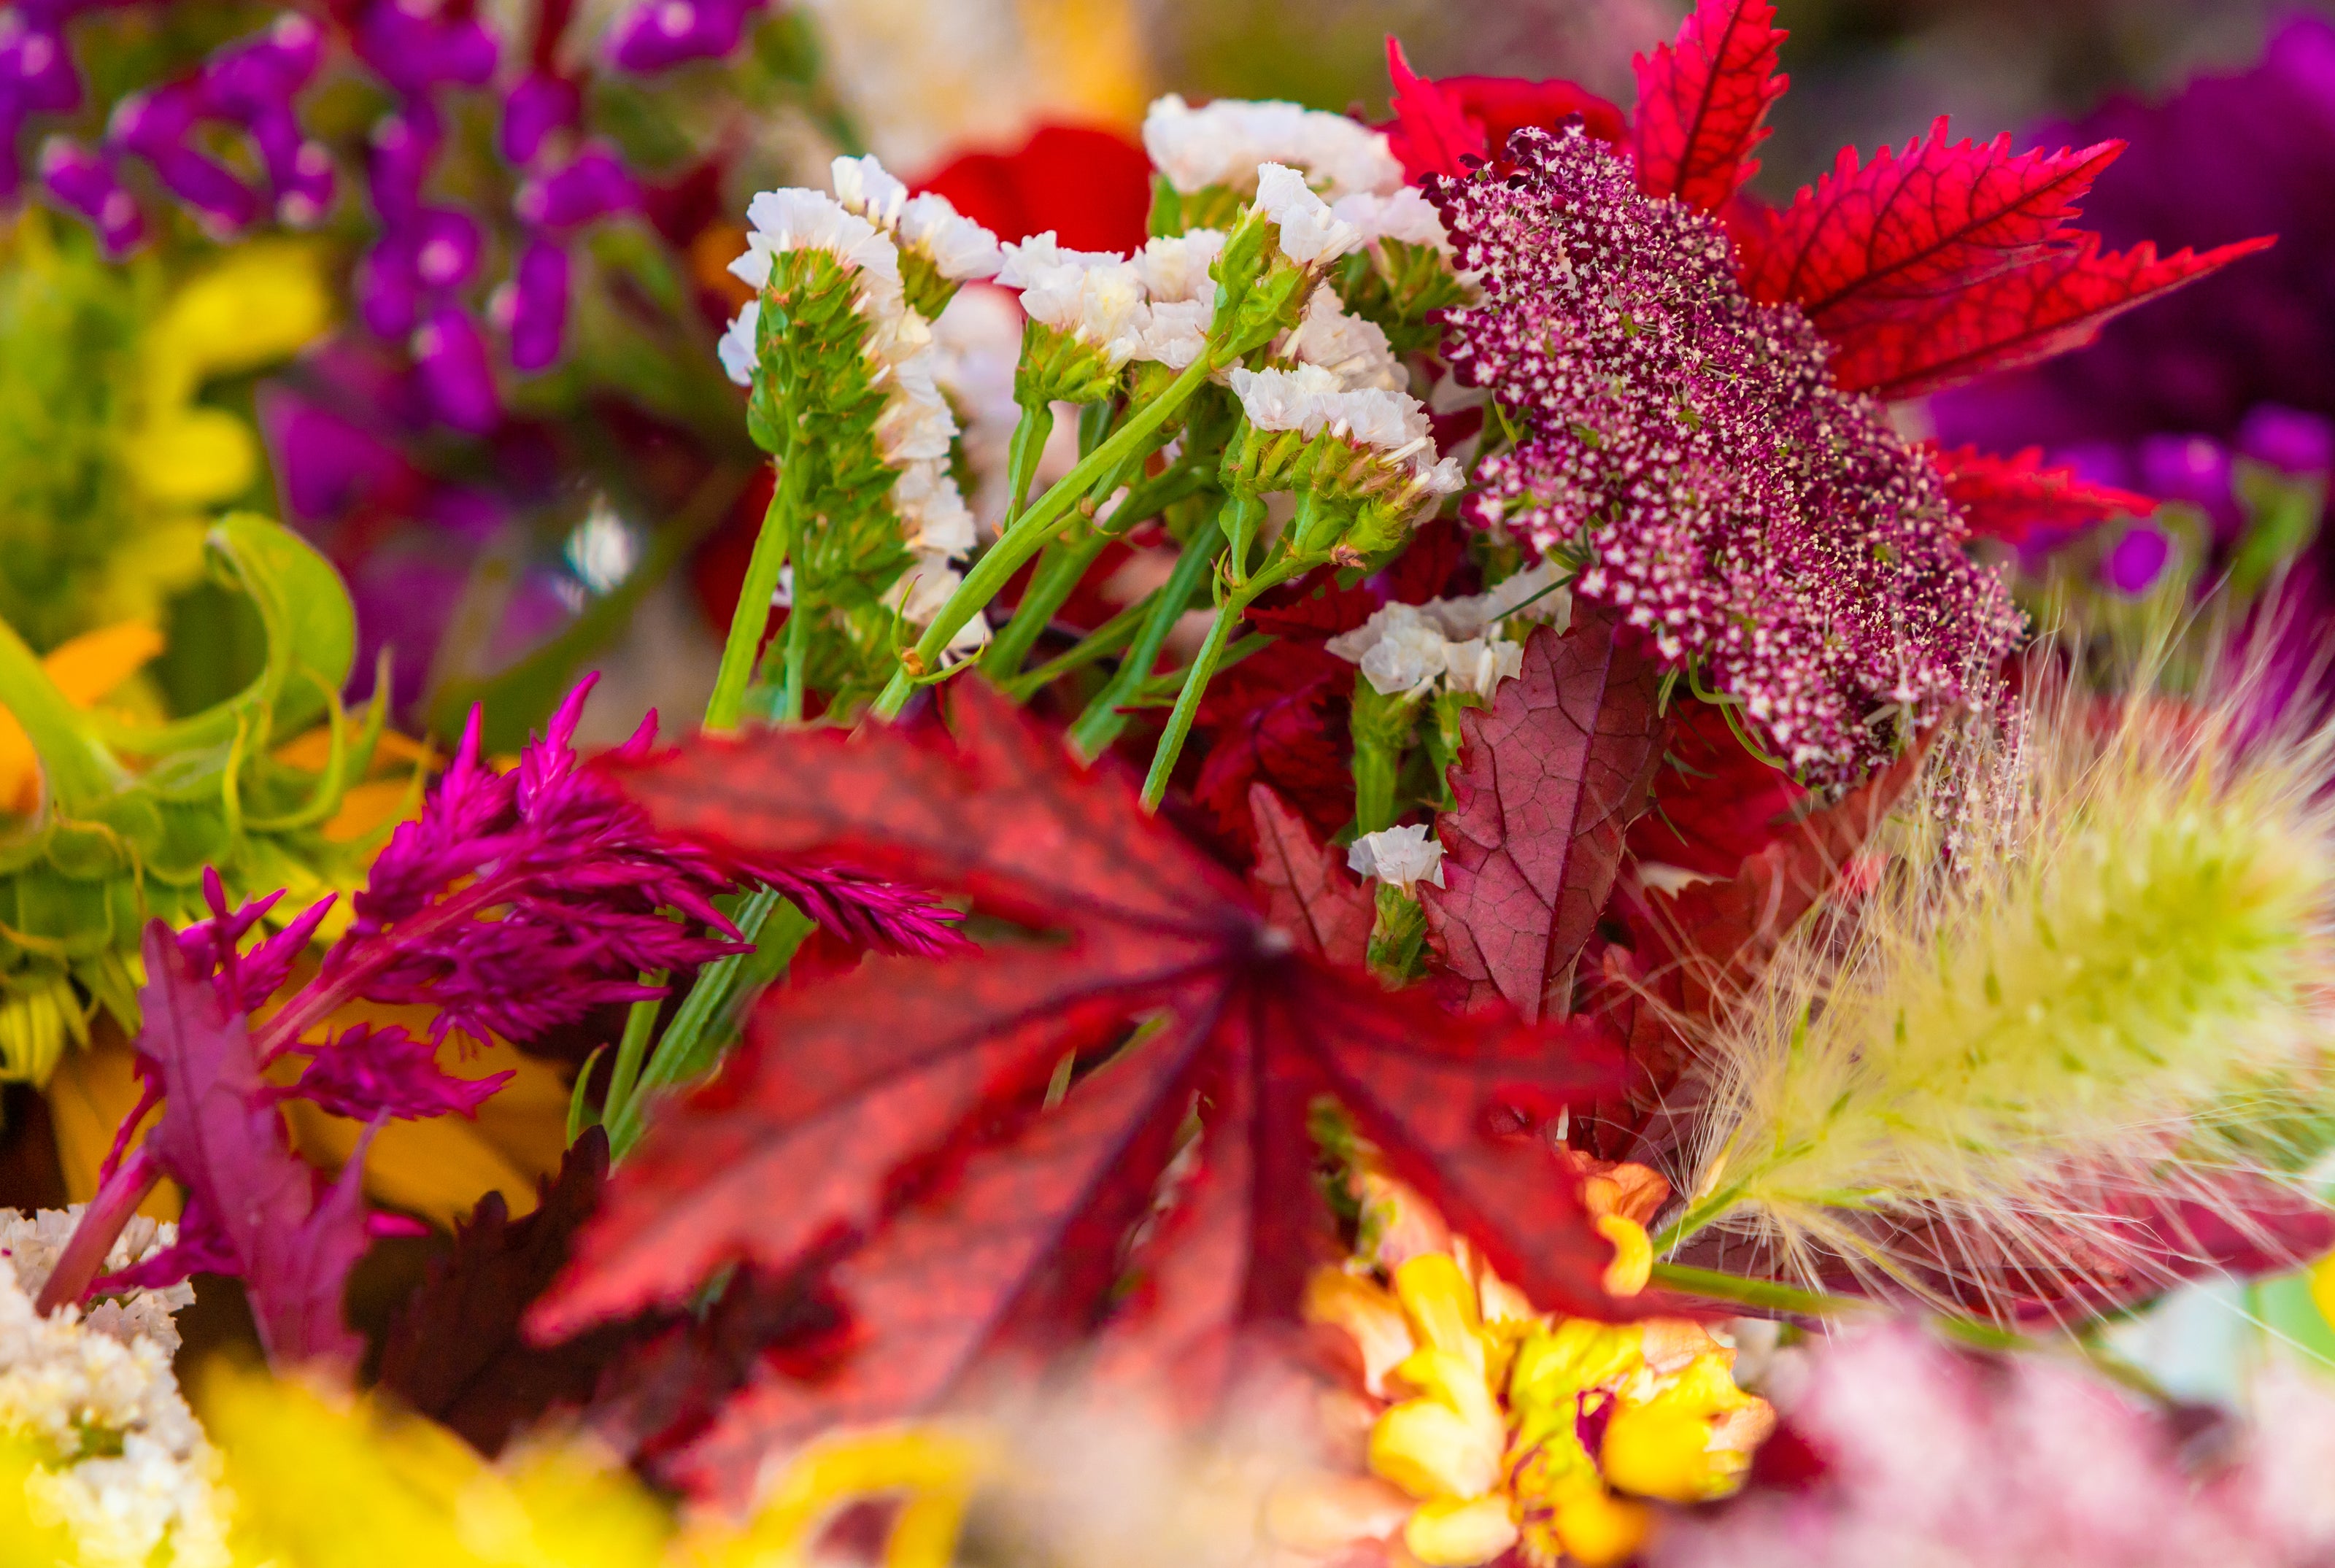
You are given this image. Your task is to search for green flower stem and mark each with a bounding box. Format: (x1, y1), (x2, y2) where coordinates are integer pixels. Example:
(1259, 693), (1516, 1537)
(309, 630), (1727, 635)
(0, 614), (126, 811)
(1001, 400), (1055, 531)
(1130, 634), (1270, 704)
(1138, 555), (1305, 812)
(598, 976), (667, 1138)
(1068, 510), (1226, 758)
(984, 528), (1111, 680)
(1349, 683), (1424, 835)
(1648, 1262), (1870, 1318)
(873, 355), (1217, 719)
(1000, 600), (1150, 703)
(705, 446), (804, 733)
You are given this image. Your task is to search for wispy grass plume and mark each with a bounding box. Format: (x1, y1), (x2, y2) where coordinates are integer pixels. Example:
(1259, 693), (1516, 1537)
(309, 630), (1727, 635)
(1669, 630), (2335, 1321)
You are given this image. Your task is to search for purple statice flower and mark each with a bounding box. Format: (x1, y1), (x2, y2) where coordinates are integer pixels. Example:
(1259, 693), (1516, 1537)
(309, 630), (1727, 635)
(1437, 126), (2023, 789)
(1650, 1323), (2335, 1568)
(605, 0), (766, 75)
(499, 236), (571, 372)
(37, 136), (142, 252)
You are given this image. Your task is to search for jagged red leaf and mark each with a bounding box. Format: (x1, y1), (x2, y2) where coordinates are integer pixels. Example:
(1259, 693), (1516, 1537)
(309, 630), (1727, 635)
(1631, 0), (1788, 213)
(1421, 611), (1668, 1022)
(1931, 444), (2157, 544)
(131, 923), (375, 1369)
(1737, 118), (2124, 323)
(1827, 232), (2274, 401)
(379, 1129), (632, 1454)
(1192, 646), (1353, 854)
(1248, 785), (1374, 969)
(1379, 38), (1625, 182)
(529, 684), (1630, 1501)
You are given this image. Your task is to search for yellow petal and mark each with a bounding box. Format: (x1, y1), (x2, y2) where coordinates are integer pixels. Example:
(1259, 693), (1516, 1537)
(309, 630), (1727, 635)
(1305, 1268), (1417, 1397)
(1370, 1392), (1505, 1502)
(45, 1027), (182, 1221)
(1548, 1486), (1651, 1568)
(129, 407), (258, 506)
(1403, 1494), (1519, 1567)
(1596, 1213), (1652, 1297)
(284, 1096), (539, 1230)
(1600, 1401), (1737, 1504)
(1393, 1251), (1486, 1367)
(2311, 1248), (2335, 1337)
(148, 240), (334, 382)
(705, 1426), (994, 1568)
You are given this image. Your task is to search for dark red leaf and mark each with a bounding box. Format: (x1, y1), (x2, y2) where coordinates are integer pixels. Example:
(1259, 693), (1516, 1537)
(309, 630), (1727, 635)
(1826, 232), (2275, 401)
(1631, 0), (1788, 214)
(1192, 646), (1354, 854)
(1421, 611), (1667, 1022)
(530, 684), (1631, 1499)
(1931, 444), (2157, 545)
(1381, 39), (1627, 183)
(1627, 698), (1807, 881)
(1248, 785), (1374, 968)
(1737, 119), (2124, 323)
(1246, 571), (1381, 641)
(1379, 517), (1469, 606)
(379, 1128), (632, 1455)
(131, 923), (374, 1369)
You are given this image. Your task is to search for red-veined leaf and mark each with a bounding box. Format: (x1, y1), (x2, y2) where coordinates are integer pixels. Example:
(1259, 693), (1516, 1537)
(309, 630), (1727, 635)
(1827, 231), (2274, 401)
(1384, 37), (1486, 181)
(528, 684), (1632, 1502)
(1738, 118), (2123, 322)
(1931, 444), (2157, 544)
(1248, 784), (1374, 969)
(1631, 0), (1788, 213)
(1381, 37), (1626, 182)
(1422, 610), (1668, 1022)
(1192, 645), (1354, 854)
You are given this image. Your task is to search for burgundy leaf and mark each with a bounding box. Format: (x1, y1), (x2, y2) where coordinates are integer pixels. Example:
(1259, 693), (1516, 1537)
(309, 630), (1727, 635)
(1248, 785), (1374, 968)
(528, 684), (1632, 1502)
(1631, 0), (1788, 214)
(1737, 119), (2124, 323)
(1826, 232), (2274, 402)
(1931, 444), (2157, 545)
(1422, 611), (1668, 1021)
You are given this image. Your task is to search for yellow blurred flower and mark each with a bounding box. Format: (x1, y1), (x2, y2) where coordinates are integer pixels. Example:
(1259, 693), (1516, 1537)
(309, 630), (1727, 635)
(1283, 1165), (1775, 1568)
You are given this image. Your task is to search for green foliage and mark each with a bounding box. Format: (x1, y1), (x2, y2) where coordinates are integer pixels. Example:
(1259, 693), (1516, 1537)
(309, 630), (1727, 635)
(0, 515), (391, 1084)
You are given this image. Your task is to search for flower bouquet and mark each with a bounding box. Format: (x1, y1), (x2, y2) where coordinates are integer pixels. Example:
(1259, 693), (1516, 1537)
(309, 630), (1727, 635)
(5, 2), (2335, 1566)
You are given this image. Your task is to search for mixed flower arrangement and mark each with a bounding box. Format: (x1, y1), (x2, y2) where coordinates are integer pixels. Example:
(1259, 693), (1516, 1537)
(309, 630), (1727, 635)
(4, 2), (2335, 1566)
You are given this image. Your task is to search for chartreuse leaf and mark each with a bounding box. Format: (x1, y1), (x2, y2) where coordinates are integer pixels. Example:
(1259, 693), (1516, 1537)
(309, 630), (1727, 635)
(0, 514), (394, 1085)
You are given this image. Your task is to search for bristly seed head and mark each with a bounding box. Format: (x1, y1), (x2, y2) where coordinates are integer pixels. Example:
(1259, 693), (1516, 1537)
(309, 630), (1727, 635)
(1433, 126), (2024, 789)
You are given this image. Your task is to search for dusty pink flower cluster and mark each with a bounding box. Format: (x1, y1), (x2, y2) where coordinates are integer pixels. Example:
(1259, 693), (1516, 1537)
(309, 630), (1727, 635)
(1437, 126), (2023, 787)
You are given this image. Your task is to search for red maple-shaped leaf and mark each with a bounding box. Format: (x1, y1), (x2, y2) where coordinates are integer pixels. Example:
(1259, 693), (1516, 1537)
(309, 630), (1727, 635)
(529, 685), (1629, 1496)
(1931, 444), (2156, 544)
(1632, 0), (1788, 214)
(1737, 119), (2124, 324)
(1422, 610), (1668, 1023)
(1248, 785), (1373, 969)
(1192, 644), (1354, 853)
(1826, 231), (2274, 401)
(1381, 37), (1626, 182)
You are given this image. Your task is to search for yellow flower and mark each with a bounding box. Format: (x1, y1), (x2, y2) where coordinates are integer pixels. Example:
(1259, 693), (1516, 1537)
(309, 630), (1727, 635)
(1289, 1167), (1775, 1568)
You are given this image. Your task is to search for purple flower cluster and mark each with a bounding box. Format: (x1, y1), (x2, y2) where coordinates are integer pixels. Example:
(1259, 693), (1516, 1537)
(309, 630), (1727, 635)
(605, 0), (769, 74)
(31, 10), (331, 253)
(1437, 126), (2023, 788)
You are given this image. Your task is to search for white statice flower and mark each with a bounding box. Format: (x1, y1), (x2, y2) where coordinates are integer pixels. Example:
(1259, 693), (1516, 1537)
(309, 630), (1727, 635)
(884, 551), (990, 657)
(1227, 363), (1346, 432)
(929, 286), (1031, 532)
(1347, 823), (1446, 894)
(717, 298), (763, 387)
(1327, 561), (1570, 700)
(1281, 286), (1405, 393)
(1330, 187), (1453, 255)
(0, 1208), (227, 1568)
(1253, 163), (1365, 268)
(998, 233), (1146, 366)
(831, 152), (1005, 283)
(1142, 93), (1402, 200)
(1130, 229), (1225, 369)
(892, 460), (976, 556)
(718, 188), (912, 387)
(0, 1208), (193, 1353)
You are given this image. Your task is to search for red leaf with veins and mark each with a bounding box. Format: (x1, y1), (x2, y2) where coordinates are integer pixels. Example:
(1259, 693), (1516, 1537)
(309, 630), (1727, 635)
(1827, 232), (2274, 401)
(1422, 611), (1668, 1022)
(1931, 444), (2157, 545)
(1192, 645), (1354, 854)
(1379, 39), (1626, 183)
(1627, 698), (1807, 882)
(1737, 119), (2124, 323)
(1248, 785), (1374, 968)
(127, 923), (376, 1369)
(529, 684), (1630, 1499)
(1631, 0), (1788, 214)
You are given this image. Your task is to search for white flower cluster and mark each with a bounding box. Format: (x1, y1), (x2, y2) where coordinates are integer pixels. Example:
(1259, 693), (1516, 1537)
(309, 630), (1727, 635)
(0, 1207), (228, 1568)
(0, 1208), (193, 1352)
(1279, 285), (1404, 392)
(1347, 823), (1446, 895)
(1325, 560), (1572, 700)
(997, 233), (1146, 366)
(717, 177), (988, 648)
(1143, 93), (1402, 201)
(1253, 163), (1365, 268)
(1227, 358), (1464, 508)
(1329, 186), (1454, 255)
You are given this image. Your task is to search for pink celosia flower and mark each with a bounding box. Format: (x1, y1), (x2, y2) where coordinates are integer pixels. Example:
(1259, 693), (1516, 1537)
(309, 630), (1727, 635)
(1436, 127), (2023, 788)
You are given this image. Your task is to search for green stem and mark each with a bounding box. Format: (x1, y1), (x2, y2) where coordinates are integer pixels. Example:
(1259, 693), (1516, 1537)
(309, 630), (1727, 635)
(1140, 593), (1240, 812)
(1069, 511), (1225, 758)
(1001, 600), (1150, 703)
(0, 615), (126, 811)
(1002, 400), (1054, 531)
(600, 978), (666, 1133)
(1129, 633), (1269, 703)
(1648, 1262), (1871, 1318)
(985, 528), (1111, 679)
(872, 356), (1216, 718)
(706, 449), (803, 733)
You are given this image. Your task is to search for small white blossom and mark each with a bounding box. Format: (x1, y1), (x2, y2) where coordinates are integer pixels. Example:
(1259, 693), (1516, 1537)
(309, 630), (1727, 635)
(1281, 285), (1405, 392)
(1326, 562), (1570, 701)
(1254, 162), (1365, 266)
(1143, 93), (1402, 199)
(1331, 187), (1453, 254)
(885, 552), (991, 657)
(1135, 228), (1227, 304)
(717, 298), (760, 387)
(1227, 363), (1345, 431)
(1443, 636), (1526, 698)
(929, 287), (1026, 530)
(873, 346), (960, 463)
(899, 192), (1004, 280)
(1430, 557), (1571, 641)
(830, 152), (911, 228)
(1346, 603), (1451, 696)
(998, 233), (1146, 365)
(893, 460), (977, 557)
(733, 188), (905, 321)
(1348, 823), (1446, 893)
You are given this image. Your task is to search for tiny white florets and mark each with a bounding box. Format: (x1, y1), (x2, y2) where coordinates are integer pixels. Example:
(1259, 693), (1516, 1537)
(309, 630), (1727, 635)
(1348, 823), (1447, 894)
(1142, 93), (1402, 200)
